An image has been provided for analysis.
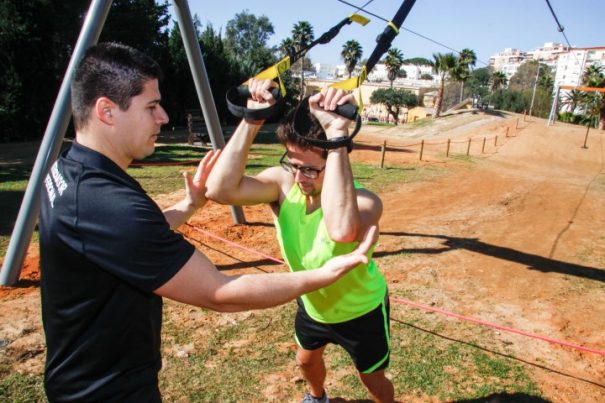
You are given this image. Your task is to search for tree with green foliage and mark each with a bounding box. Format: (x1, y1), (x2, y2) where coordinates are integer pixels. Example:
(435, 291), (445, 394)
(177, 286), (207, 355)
(466, 67), (491, 99)
(0, 0), (86, 141)
(402, 57), (432, 66)
(431, 52), (457, 119)
(561, 89), (583, 114)
(341, 40), (363, 78)
(452, 48), (476, 101)
(369, 88), (418, 125)
(101, 0), (170, 62)
(0, 0), (171, 142)
(490, 71), (508, 92)
(224, 10), (276, 78)
(385, 48), (404, 88)
(581, 64), (605, 129)
(291, 21), (314, 98)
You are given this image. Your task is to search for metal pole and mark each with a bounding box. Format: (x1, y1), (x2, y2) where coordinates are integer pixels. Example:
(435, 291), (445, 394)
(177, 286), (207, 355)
(529, 63), (541, 118)
(1, 0), (113, 286)
(547, 85), (560, 126)
(172, 0), (245, 225)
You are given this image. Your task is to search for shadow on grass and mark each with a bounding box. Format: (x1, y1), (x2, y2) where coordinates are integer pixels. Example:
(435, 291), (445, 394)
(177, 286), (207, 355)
(0, 165), (32, 184)
(0, 190), (26, 237)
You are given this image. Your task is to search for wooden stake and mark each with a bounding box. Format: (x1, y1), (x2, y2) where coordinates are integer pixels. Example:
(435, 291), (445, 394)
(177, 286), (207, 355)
(380, 140), (387, 168)
(494, 135), (498, 146)
(481, 137), (486, 153)
(419, 139), (425, 161)
(466, 138), (471, 156)
(446, 138), (451, 157)
(582, 126), (590, 149)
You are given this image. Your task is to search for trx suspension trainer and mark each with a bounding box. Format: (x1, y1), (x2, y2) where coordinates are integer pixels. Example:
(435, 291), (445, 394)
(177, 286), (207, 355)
(225, 13), (370, 121)
(292, 0), (417, 152)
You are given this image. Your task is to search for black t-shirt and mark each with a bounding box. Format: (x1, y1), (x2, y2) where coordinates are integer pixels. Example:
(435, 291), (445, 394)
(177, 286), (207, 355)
(39, 142), (195, 402)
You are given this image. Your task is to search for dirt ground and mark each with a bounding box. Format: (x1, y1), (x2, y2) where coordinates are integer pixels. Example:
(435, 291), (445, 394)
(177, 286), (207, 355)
(1, 111), (604, 402)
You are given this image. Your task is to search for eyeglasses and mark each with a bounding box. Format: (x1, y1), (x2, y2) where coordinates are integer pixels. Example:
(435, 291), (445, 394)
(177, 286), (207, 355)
(279, 152), (325, 179)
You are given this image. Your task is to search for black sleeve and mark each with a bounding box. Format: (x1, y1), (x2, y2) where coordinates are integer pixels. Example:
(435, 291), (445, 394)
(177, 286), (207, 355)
(76, 178), (195, 292)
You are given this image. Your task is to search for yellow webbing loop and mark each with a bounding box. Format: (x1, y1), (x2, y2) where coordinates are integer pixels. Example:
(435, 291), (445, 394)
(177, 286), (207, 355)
(387, 21), (400, 34)
(349, 13), (370, 26)
(245, 56), (291, 97)
(329, 65), (368, 112)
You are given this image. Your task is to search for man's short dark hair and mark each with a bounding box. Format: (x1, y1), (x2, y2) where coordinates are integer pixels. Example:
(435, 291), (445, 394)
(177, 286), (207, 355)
(71, 42), (163, 130)
(276, 108), (328, 158)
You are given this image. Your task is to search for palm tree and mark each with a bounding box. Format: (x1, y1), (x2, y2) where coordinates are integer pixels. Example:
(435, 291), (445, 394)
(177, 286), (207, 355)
(561, 89), (583, 114)
(490, 71), (508, 92)
(582, 64), (605, 87)
(385, 48), (404, 88)
(341, 40), (363, 78)
(278, 37), (294, 59)
(291, 21), (314, 98)
(581, 64), (605, 129)
(431, 52), (457, 118)
(455, 48), (477, 101)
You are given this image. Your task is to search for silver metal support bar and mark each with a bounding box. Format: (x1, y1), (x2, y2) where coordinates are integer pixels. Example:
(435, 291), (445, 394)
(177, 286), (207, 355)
(1, 0), (113, 286)
(547, 85), (560, 126)
(171, 0), (245, 225)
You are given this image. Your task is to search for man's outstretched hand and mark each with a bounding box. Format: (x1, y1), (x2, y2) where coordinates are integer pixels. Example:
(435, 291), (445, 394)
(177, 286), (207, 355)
(320, 225), (378, 278)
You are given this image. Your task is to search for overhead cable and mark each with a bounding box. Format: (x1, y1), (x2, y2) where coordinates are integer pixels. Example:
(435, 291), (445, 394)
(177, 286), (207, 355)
(336, 0), (489, 66)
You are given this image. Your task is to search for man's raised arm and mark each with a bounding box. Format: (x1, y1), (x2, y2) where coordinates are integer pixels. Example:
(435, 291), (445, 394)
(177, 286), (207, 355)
(206, 79), (282, 206)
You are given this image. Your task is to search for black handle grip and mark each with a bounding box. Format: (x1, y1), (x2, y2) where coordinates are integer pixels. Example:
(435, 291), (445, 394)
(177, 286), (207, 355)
(226, 85), (284, 120)
(236, 86), (281, 103)
(334, 103), (358, 120)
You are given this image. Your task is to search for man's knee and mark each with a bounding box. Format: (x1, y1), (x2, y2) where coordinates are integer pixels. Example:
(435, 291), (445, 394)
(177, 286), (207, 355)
(359, 370), (393, 399)
(296, 348), (324, 369)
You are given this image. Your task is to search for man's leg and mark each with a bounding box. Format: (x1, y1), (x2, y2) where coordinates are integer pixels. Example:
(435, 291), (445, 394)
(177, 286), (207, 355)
(358, 370), (394, 403)
(296, 345), (327, 398)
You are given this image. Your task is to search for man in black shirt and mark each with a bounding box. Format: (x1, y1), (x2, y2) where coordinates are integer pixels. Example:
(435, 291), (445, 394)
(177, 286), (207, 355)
(38, 42), (377, 402)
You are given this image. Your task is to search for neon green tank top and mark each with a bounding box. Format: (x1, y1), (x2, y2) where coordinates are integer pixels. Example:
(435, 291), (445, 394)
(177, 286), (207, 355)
(274, 182), (387, 323)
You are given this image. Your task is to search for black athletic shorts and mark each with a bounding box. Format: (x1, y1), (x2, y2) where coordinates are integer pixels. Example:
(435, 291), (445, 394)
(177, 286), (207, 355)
(294, 292), (390, 374)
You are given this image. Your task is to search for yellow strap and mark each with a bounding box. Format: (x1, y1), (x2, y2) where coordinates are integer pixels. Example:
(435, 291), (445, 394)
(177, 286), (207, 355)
(329, 66), (368, 112)
(387, 21), (400, 34)
(245, 56), (291, 97)
(349, 13), (370, 26)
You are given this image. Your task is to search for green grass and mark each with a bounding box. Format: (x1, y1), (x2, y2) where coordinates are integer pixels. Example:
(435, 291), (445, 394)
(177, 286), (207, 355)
(155, 298), (543, 402)
(389, 305), (541, 401)
(0, 363), (46, 403)
(366, 121), (396, 127)
(0, 165), (32, 257)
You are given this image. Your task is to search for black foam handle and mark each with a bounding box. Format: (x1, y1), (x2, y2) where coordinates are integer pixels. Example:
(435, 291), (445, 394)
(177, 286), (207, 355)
(334, 103), (358, 120)
(226, 85), (284, 120)
(236, 86), (281, 102)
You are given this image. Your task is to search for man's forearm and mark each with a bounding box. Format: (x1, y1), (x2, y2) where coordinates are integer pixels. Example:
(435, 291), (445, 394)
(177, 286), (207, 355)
(321, 147), (360, 242)
(163, 198), (199, 229)
(205, 120), (261, 201)
(209, 269), (332, 312)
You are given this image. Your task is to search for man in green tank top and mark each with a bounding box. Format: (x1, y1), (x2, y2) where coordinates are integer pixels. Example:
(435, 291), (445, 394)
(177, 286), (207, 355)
(207, 79), (393, 403)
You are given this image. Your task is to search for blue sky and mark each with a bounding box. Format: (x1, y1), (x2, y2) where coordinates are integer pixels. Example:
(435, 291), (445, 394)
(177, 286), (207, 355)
(171, 0), (604, 67)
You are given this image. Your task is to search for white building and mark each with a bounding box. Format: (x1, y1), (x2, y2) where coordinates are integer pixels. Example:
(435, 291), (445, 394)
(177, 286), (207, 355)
(554, 46), (605, 88)
(313, 63), (337, 79)
(489, 48), (527, 80)
(489, 43), (570, 81)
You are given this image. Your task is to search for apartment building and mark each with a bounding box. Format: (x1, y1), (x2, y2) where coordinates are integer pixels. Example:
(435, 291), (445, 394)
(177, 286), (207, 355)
(553, 46), (605, 87)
